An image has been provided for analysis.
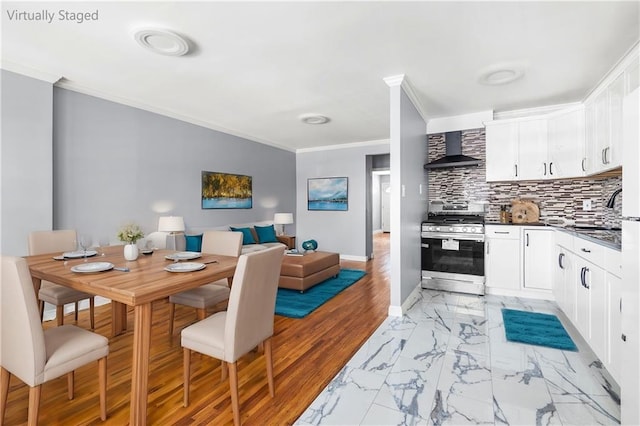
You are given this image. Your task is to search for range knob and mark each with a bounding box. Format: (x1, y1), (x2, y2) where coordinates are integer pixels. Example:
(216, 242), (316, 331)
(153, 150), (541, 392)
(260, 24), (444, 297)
(435, 227), (441, 232)
(428, 226), (434, 231)
(449, 227), (454, 232)
(462, 227), (468, 232)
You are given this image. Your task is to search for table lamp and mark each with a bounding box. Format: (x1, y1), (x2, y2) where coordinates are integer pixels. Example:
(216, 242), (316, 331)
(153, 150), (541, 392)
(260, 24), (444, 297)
(158, 216), (185, 250)
(273, 213), (293, 236)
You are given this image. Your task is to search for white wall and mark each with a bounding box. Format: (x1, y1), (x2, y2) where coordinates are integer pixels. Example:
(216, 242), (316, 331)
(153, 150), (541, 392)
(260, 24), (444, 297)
(296, 142), (389, 260)
(1, 70), (53, 256)
(388, 79), (428, 315)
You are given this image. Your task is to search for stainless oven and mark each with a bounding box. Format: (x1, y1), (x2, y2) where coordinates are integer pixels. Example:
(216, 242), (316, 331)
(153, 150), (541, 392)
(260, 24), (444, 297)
(421, 201), (486, 295)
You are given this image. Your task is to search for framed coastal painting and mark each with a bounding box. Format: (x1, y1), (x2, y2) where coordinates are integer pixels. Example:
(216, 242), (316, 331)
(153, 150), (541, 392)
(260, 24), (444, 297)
(201, 171), (252, 209)
(307, 177), (348, 211)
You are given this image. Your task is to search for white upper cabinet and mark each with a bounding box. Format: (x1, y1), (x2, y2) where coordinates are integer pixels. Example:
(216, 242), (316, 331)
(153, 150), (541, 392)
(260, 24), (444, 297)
(547, 106), (586, 178)
(517, 119), (549, 180)
(485, 121), (519, 182)
(588, 74), (624, 173)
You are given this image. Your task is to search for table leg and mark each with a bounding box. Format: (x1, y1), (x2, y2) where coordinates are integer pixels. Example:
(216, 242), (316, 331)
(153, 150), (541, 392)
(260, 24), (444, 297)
(31, 277), (42, 299)
(130, 303), (152, 426)
(111, 301), (128, 337)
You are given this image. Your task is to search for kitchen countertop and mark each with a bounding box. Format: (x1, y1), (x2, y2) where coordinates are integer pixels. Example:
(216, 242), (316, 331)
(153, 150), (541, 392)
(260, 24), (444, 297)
(485, 221), (622, 251)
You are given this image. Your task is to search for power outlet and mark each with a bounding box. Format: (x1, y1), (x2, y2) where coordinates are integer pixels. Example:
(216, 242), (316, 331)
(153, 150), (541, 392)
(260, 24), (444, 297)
(583, 199), (592, 211)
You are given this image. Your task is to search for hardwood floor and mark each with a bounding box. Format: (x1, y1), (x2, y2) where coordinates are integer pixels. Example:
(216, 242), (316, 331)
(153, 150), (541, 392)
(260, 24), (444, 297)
(3, 233), (390, 425)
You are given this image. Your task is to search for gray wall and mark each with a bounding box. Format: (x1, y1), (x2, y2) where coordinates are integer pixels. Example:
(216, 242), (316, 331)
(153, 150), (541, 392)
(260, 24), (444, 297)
(389, 84), (428, 313)
(1, 70), (53, 255)
(296, 142), (389, 259)
(52, 88), (296, 245)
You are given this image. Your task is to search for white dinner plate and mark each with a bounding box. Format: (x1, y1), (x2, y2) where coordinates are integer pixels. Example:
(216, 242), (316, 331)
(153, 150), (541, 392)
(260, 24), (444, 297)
(164, 262), (206, 273)
(71, 262), (114, 273)
(63, 250), (98, 259)
(164, 251), (201, 261)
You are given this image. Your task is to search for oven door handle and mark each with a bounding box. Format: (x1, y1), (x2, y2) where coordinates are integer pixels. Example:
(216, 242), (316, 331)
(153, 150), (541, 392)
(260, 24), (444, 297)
(421, 232), (485, 242)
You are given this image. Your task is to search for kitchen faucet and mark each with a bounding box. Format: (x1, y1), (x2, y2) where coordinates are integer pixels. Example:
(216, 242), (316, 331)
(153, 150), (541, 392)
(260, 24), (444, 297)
(606, 188), (622, 208)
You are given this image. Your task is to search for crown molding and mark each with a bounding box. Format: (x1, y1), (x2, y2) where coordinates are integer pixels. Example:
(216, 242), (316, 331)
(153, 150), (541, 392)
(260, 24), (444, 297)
(383, 74), (428, 123)
(0, 60), (62, 84)
(296, 138), (389, 154)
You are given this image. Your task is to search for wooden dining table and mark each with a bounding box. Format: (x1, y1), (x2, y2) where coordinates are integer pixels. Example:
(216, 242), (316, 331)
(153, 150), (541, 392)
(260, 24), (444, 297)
(25, 245), (238, 426)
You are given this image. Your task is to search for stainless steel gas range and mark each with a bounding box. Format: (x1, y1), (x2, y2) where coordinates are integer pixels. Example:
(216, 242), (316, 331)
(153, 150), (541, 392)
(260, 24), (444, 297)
(421, 201), (487, 295)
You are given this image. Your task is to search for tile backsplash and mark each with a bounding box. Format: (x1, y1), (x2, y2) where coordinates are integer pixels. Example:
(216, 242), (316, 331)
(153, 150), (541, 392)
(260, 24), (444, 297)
(427, 129), (622, 226)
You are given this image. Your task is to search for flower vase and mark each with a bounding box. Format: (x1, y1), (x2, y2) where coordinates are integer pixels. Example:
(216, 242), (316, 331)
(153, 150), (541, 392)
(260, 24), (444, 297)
(124, 243), (139, 261)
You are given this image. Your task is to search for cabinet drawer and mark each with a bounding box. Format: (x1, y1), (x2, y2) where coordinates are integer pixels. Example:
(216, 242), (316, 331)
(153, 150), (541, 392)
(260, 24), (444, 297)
(485, 226), (520, 239)
(604, 246), (622, 277)
(574, 237), (604, 264)
(555, 229), (574, 250)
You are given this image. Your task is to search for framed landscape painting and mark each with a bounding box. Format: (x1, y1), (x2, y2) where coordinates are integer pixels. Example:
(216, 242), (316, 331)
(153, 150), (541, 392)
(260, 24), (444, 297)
(307, 177), (348, 211)
(201, 171), (252, 209)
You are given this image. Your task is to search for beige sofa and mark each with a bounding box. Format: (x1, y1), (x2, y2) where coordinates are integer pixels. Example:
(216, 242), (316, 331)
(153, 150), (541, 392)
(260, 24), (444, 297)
(183, 221), (286, 254)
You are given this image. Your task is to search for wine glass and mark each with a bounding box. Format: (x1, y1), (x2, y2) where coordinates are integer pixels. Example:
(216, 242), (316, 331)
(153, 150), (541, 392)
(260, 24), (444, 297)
(78, 234), (92, 261)
(98, 237), (110, 256)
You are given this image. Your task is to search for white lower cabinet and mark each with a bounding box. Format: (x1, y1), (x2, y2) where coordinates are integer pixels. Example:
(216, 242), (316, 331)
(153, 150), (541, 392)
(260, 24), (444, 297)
(523, 228), (554, 290)
(485, 226), (521, 291)
(554, 230), (621, 384)
(554, 245), (576, 322)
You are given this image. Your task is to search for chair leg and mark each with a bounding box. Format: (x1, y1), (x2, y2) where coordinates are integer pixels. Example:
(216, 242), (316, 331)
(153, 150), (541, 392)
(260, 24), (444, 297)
(90, 297), (96, 330)
(264, 337), (275, 397)
(99, 357), (107, 421)
(221, 361), (227, 382)
(183, 348), (191, 407)
(196, 308), (206, 321)
(56, 305), (64, 326)
(228, 362), (240, 426)
(74, 301), (79, 321)
(39, 300), (45, 322)
(27, 385), (41, 426)
(168, 303), (176, 337)
(1, 367), (10, 423)
(67, 371), (74, 400)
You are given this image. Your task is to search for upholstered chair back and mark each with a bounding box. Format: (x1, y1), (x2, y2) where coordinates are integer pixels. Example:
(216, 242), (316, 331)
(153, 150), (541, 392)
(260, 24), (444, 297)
(1, 256), (47, 387)
(201, 231), (243, 257)
(224, 246), (285, 361)
(28, 229), (77, 255)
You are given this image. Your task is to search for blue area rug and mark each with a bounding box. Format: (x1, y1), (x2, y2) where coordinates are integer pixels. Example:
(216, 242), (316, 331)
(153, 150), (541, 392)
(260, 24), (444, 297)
(275, 269), (366, 318)
(502, 309), (578, 351)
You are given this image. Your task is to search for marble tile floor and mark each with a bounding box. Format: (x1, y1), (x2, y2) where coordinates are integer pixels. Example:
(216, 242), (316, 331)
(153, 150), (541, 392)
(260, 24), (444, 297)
(296, 290), (620, 426)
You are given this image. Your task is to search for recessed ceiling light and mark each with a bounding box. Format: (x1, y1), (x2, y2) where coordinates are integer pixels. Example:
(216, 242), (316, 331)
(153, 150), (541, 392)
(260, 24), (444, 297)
(478, 62), (526, 85)
(133, 28), (190, 57)
(299, 114), (330, 125)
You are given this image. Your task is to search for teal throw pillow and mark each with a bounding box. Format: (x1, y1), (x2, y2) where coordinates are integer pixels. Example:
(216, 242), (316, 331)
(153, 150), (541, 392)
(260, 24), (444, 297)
(185, 234), (203, 252)
(255, 224), (278, 243)
(230, 227), (256, 245)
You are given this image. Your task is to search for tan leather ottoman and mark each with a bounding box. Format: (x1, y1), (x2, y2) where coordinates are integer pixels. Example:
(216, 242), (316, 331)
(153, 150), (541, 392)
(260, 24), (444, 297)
(279, 251), (340, 292)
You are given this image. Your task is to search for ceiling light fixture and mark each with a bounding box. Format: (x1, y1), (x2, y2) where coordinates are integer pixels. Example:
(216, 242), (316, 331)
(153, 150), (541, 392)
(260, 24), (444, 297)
(478, 62), (526, 86)
(299, 114), (330, 125)
(133, 28), (190, 57)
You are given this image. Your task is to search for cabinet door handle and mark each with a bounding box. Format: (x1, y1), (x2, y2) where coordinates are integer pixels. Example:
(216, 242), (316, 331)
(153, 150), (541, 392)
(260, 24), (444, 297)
(558, 252), (565, 269)
(486, 241), (490, 255)
(584, 267), (590, 289)
(580, 247), (591, 253)
(549, 162), (553, 175)
(525, 233), (529, 247)
(581, 158), (586, 172)
(606, 147), (611, 164)
(514, 164), (518, 177)
(543, 162), (547, 176)
(494, 231), (510, 234)
(580, 266), (586, 288)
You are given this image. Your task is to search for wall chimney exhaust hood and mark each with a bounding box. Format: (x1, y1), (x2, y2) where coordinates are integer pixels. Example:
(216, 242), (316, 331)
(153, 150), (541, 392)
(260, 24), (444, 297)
(424, 131), (481, 169)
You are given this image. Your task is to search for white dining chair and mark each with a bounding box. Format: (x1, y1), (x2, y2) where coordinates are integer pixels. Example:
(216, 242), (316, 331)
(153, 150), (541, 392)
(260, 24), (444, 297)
(181, 245), (285, 426)
(0, 255), (109, 425)
(28, 230), (96, 329)
(168, 231), (244, 337)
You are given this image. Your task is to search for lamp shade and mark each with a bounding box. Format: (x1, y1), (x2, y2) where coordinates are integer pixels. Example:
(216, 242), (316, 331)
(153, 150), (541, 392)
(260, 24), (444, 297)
(158, 216), (185, 233)
(273, 213), (294, 225)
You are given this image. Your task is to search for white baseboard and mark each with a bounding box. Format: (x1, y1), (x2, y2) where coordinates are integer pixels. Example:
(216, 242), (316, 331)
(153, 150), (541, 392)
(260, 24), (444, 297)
(388, 280), (422, 317)
(340, 254), (368, 262)
(485, 287), (554, 301)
